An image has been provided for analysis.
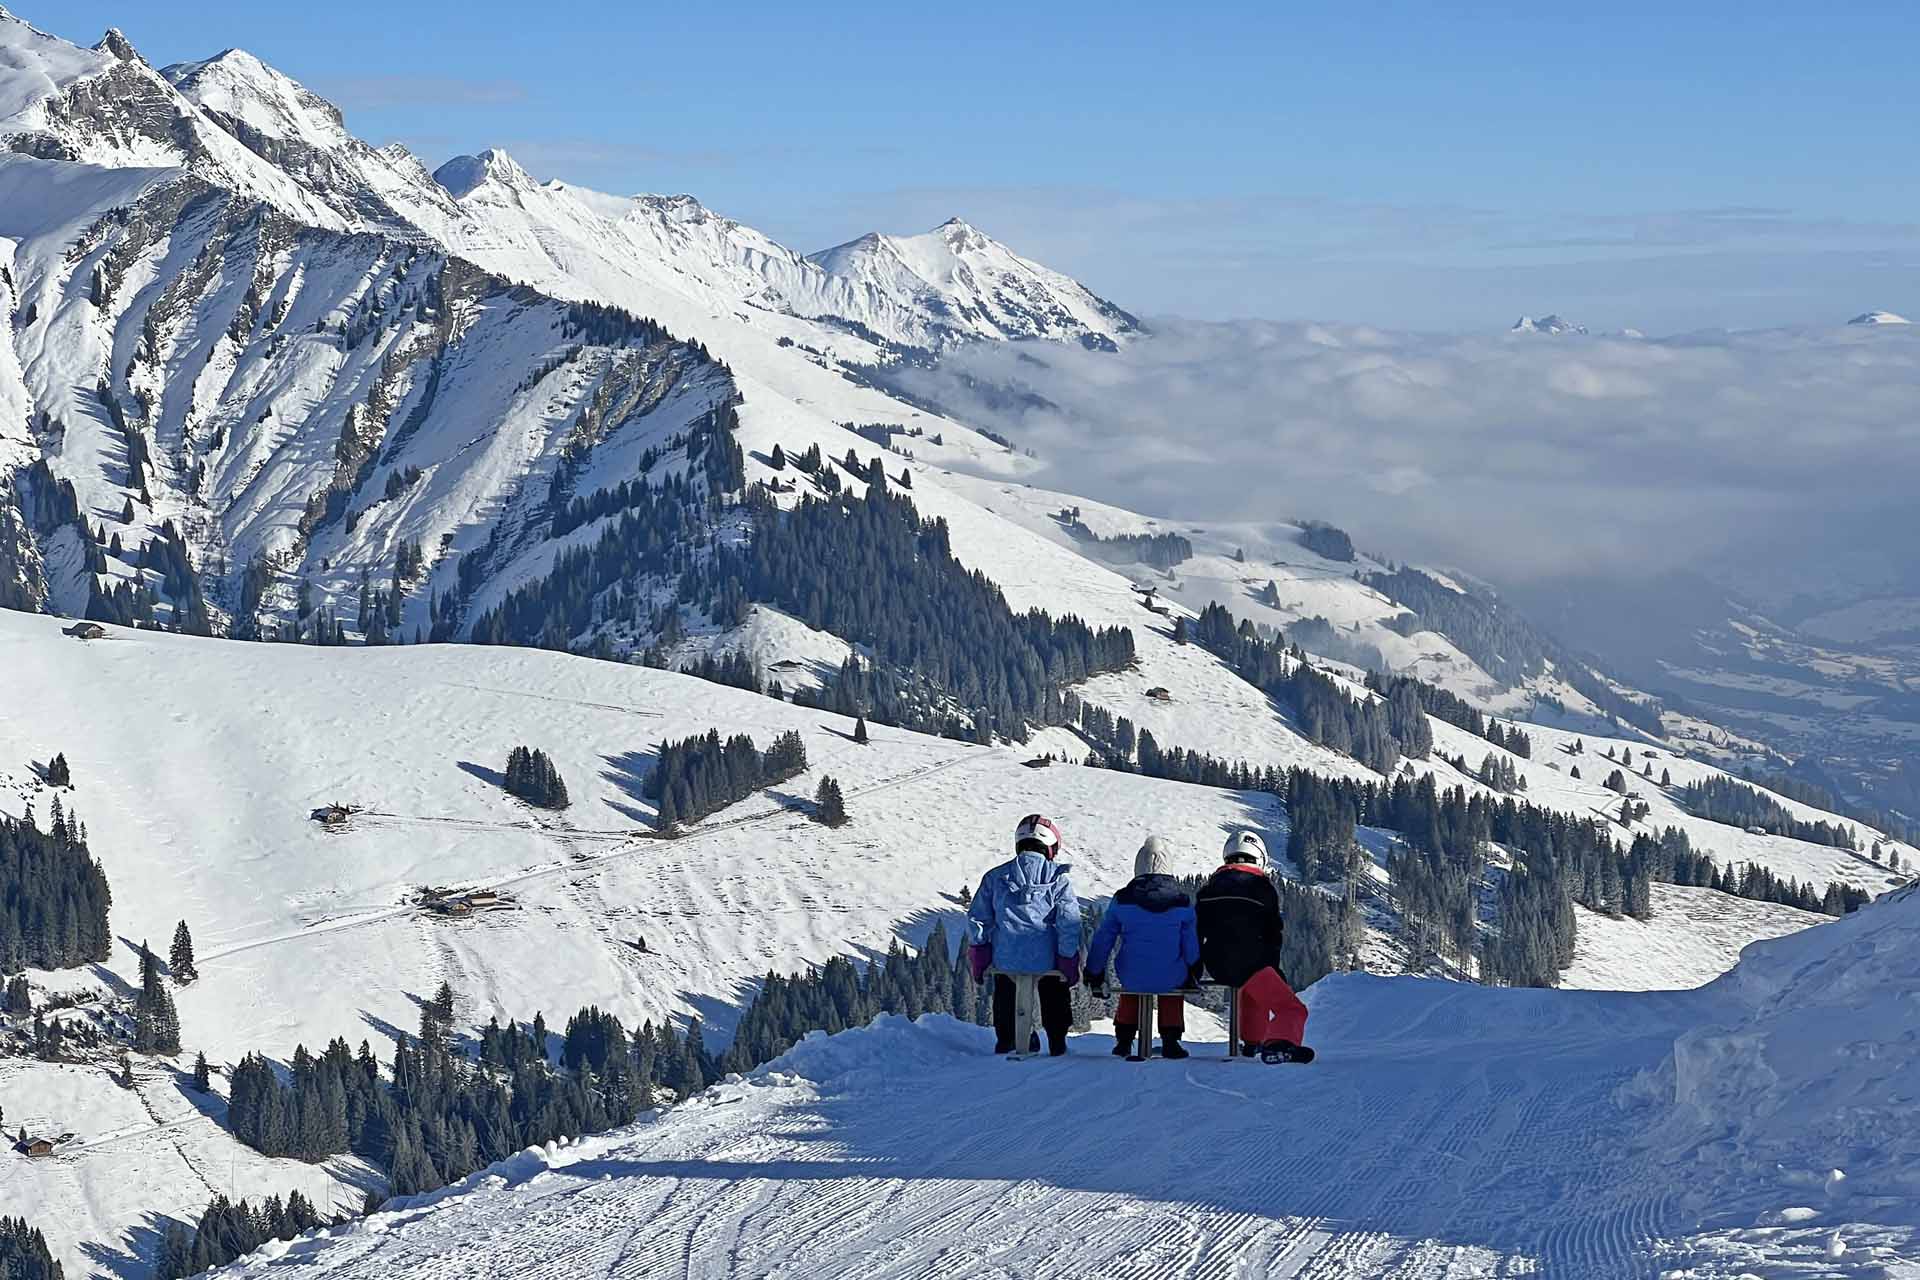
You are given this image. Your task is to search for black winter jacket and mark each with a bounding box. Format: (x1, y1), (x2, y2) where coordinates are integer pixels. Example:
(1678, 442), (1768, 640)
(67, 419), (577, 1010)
(1194, 864), (1283, 986)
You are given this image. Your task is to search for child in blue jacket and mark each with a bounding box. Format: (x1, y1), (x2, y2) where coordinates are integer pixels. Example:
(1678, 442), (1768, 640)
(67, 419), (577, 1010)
(1087, 836), (1201, 1059)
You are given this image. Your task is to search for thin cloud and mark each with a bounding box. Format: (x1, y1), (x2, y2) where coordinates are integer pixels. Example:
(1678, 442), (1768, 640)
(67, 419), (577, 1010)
(316, 75), (529, 110)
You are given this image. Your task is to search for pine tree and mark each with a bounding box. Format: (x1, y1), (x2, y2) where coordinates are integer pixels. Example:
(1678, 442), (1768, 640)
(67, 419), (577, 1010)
(193, 1051), (211, 1091)
(45, 753), (70, 788)
(813, 776), (848, 828)
(853, 716), (869, 745)
(169, 920), (197, 984)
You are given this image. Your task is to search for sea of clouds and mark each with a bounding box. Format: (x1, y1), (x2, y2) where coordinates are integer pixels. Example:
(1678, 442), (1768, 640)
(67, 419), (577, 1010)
(900, 319), (1920, 598)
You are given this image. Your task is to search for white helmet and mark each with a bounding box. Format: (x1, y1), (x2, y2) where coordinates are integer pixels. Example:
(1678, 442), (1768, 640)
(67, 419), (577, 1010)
(1015, 813), (1064, 857)
(1223, 831), (1267, 867)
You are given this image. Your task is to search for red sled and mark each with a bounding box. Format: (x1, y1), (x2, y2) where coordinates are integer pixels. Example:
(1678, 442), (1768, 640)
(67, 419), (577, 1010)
(1239, 966), (1308, 1047)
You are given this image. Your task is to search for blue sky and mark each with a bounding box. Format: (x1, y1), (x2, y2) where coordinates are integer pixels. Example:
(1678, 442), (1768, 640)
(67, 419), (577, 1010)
(41, 2), (1920, 332)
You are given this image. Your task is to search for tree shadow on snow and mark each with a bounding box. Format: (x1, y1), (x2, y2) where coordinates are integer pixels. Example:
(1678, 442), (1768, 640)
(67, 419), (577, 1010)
(167, 1064), (233, 1127)
(599, 749), (658, 826)
(763, 787), (820, 821)
(890, 905), (972, 957)
(82, 1212), (173, 1280)
(457, 760), (507, 789)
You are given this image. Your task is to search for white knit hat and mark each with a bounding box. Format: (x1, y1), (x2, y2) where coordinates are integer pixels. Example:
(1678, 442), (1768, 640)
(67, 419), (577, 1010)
(1135, 835), (1174, 878)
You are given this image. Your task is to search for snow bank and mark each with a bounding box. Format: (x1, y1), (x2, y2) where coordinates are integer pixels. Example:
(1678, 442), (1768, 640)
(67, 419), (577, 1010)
(1649, 882), (1920, 1221)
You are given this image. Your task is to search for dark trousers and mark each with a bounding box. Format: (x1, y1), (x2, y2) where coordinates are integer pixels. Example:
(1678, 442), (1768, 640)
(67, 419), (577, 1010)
(992, 974), (1072, 1052)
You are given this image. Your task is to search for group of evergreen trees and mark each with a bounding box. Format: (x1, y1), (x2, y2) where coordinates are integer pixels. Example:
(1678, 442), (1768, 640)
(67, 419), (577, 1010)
(1090, 720), (1870, 985)
(1058, 515), (1193, 570)
(154, 1192), (323, 1280)
(461, 405), (744, 649)
(645, 729), (808, 829)
(225, 993), (715, 1201)
(1362, 673), (1531, 759)
(1, 800), (111, 973)
(0, 1217), (61, 1280)
(1297, 522), (1356, 562)
(720, 921), (982, 1071)
(134, 940), (181, 1055)
(1183, 602), (1425, 774)
(1678, 776), (1859, 849)
(673, 650), (762, 695)
(44, 753), (70, 788)
(503, 746), (570, 809)
(701, 483), (1136, 743)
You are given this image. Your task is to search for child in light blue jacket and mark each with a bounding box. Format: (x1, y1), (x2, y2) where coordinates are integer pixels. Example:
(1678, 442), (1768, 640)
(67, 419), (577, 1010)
(968, 814), (1082, 1055)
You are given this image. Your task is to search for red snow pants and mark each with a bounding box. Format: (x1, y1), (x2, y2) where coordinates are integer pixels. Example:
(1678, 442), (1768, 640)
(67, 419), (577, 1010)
(1114, 994), (1185, 1031)
(1239, 967), (1308, 1045)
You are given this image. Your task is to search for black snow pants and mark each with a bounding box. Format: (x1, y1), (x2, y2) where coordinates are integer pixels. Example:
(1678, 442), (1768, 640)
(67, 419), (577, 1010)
(992, 973), (1072, 1054)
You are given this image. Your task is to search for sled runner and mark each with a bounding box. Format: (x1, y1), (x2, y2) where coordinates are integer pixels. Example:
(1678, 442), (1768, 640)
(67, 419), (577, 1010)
(1001, 969), (1064, 1060)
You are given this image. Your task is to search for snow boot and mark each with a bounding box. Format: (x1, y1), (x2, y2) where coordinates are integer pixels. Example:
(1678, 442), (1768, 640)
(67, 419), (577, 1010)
(1260, 1039), (1314, 1065)
(1047, 1034), (1068, 1057)
(1160, 1031), (1190, 1061)
(1111, 1027), (1136, 1057)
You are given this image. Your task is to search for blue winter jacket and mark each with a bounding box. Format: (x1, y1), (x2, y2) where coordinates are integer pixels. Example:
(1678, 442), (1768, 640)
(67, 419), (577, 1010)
(968, 851), (1083, 974)
(1087, 874), (1201, 993)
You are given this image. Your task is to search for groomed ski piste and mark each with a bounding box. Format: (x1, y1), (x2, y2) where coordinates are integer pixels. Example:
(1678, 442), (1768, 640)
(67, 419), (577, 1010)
(204, 883), (1920, 1279)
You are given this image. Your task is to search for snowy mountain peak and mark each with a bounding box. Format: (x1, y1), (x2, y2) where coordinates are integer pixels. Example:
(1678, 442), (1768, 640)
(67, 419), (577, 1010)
(164, 46), (349, 140)
(1848, 309), (1912, 326)
(808, 218), (1140, 349)
(434, 147), (536, 198)
(92, 26), (142, 64)
(1511, 314), (1588, 335)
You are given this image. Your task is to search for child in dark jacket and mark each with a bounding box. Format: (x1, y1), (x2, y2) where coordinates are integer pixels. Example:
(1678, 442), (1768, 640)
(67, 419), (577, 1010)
(1087, 836), (1200, 1059)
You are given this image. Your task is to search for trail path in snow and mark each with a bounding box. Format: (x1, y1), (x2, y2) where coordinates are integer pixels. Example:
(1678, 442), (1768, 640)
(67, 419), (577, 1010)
(222, 981), (1741, 1280)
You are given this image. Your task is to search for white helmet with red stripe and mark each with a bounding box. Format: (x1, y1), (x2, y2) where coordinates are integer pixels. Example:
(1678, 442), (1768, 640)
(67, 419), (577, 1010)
(1223, 830), (1267, 867)
(1014, 813), (1064, 858)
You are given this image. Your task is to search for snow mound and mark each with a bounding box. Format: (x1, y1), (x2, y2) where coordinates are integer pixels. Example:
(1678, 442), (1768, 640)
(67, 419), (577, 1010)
(1653, 882), (1920, 1213)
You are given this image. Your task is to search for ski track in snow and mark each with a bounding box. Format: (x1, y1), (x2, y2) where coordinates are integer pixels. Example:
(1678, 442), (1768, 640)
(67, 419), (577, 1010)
(204, 1010), (1702, 1280)
(217, 880), (1920, 1280)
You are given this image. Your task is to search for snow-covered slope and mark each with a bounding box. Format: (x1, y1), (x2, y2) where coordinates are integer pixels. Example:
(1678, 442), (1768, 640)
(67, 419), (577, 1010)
(1847, 309), (1911, 326)
(0, 146), (732, 634)
(199, 884), (1920, 1279)
(0, 584), (1905, 1274)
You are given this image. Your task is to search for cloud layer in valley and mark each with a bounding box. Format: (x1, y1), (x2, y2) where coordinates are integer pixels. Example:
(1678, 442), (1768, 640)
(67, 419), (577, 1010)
(902, 320), (1920, 597)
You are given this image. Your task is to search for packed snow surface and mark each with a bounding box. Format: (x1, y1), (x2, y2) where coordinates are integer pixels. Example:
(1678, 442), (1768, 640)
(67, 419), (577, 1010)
(206, 885), (1920, 1279)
